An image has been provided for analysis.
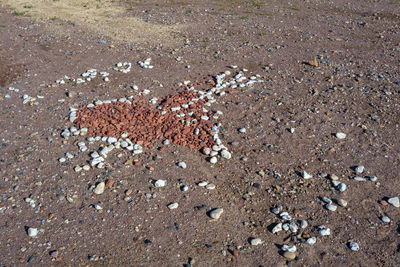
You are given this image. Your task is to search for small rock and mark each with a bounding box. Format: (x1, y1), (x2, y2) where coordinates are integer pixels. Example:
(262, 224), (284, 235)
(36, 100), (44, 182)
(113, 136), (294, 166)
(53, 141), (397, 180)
(300, 220), (308, 229)
(271, 205), (283, 214)
(336, 182), (347, 192)
(209, 157), (218, 164)
(354, 165), (365, 174)
(337, 199), (348, 207)
(198, 181), (208, 187)
(335, 132), (347, 139)
(306, 237), (316, 245)
(167, 203), (179, 210)
(329, 174), (339, 180)
(282, 245), (296, 252)
(387, 196), (399, 208)
(154, 180), (167, 187)
(325, 204), (337, 211)
(177, 162), (187, 169)
(381, 216), (390, 223)
(283, 251), (296, 260)
(181, 185), (189, 191)
(353, 176), (366, 181)
(321, 197), (332, 204)
(272, 223), (283, 234)
(348, 242), (360, 251)
(318, 226), (330, 236)
(302, 171), (312, 179)
(206, 183), (216, 190)
(250, 238), (263, 246)
(366, 176), (378, 182)
(280, 212), (292, 221)
(93, 182), (105, 195)
(220, 150), (232, 159)
(50, 250), (58, 258)
(209, 208), (224, 219)
(238, 128), (246, 133)
(27, 227), (38, 237)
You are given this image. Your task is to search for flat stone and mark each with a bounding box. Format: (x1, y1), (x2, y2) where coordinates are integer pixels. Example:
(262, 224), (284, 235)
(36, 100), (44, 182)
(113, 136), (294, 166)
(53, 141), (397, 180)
(283, 251), (296, 260)
(206, 183), (216, 190)
(220, 150), (232, 159)
(325, 204), (337, 211)
(177, 162), (187, 169)
(167, 203), (179, 209)
(209, 208), (223, 219)
(318, 226), (330, 236)
(306, 237), (316, 245)
(93, 182), (105, 195)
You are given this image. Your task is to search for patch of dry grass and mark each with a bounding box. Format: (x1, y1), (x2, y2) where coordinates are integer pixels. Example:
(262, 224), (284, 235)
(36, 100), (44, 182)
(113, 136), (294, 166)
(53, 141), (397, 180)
(2, 0), (181, 45)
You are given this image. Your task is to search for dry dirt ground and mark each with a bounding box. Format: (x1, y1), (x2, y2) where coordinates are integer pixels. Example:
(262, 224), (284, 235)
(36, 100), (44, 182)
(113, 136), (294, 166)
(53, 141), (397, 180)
(0, 0), (399, 266)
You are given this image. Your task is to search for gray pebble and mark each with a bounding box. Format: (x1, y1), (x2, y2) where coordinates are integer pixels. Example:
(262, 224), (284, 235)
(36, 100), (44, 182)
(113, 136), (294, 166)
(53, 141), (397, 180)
(348, 242), (360, 251)
(381, 216), (390, 223)
(387, 196), (399, 208)
(355, 165), (365, 174)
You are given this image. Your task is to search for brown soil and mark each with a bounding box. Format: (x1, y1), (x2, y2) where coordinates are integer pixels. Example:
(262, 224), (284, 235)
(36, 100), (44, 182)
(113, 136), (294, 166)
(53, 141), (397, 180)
(0, 0), (399, 266)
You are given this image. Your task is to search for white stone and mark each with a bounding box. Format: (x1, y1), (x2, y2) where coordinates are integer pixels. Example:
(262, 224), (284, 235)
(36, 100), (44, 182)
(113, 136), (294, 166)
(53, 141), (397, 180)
(381, 216), (390, 223)
(177, 162), (187, 169)
(280, 212), (292, 221)
(238, 128), (246, 133)
(302, 171), (312, 179)
(154, 180), (167, 187)
(335, 132), (346, 139)
(167, 203), (179, 209)
(353, 176), (366, 181)
(209, 157), (218, 164)
(388, 196), (399, 208)
(281, 245), (296, 252)
(220, 150), (232, 159)
(300, 220), (308, 229)
(318, 226), (330, 236)
(272, 223), (282, 234)
(209, 208), (224, 219)
(306, 237), (316, 245)
(93, 182), (105, 195)
(250, 238), (263, 246)
(355, 165), (364, 174)
(28, 228), (38, 237)
(198, 181), (208, 187)
(206, 183), (216, 190)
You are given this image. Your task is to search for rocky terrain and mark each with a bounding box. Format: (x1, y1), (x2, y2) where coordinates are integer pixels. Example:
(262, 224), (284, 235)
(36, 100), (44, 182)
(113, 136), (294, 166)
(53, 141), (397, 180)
(0, 0), (399, 266)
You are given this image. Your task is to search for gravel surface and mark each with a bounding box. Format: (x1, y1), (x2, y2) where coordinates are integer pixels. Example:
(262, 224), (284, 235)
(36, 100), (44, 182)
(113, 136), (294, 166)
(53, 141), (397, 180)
(0, 0), (399, 266)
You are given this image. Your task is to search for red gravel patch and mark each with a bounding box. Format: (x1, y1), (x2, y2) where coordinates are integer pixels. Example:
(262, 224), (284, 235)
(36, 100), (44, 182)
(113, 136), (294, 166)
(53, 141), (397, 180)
(74, 90), (217, 150)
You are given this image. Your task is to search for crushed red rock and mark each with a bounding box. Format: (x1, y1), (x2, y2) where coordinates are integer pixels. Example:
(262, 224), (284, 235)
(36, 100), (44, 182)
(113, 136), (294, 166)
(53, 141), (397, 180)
(74, 89), (217, 150)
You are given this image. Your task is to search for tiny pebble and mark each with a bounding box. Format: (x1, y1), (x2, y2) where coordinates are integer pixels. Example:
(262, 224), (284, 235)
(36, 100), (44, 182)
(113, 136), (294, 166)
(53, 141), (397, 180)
(387, 196), (399, 208)
(177, 162), (187, 169)
(250, 238), (263, 246)
(198, 181), (208, 187)
(325, 204), (337, 211)
(281, 245), (296, 252)
(337, 199), (348, 207)
(93, 182), (105, 195)
(168, 203), (179, 209)
(335, 132), (347, 139)
(28, 228), (38, 237)
(209, 157), (218, 164)
(302, 171), (312, 179)
(300, 220), (308, 229)
(272, 223), (282, 234)
(283, 251), (296, 260)
(381, 216), (390, 223)
(206, 183), (216, 190)
(355, 165), (365, 174)
(238, 128), (246, 133)
(154, 180), (167, 187)
(209, 208), (224, 219)
(306, 237), (316, 245)
(318, 226), (330, 236)
(348, 242), (360, 251)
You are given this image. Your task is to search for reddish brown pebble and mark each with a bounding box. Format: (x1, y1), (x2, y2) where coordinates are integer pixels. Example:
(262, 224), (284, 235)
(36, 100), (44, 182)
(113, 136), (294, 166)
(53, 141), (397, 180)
(105, 180), (115, 188)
